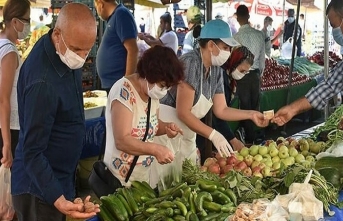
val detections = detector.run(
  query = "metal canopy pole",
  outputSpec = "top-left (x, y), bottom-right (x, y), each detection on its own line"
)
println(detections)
top-left (324, 0), bottom-right (329, 120)
top-left (281, 0), bottom-right (301, 136)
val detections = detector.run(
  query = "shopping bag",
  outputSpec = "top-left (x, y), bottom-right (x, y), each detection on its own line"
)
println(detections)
top-left (281, 37), bottom-right (297, 59)
top-left (88, 161), bottom-right (123, 198)
top-left (0, 165), bottom-right (15, 221)
top-left (274, 170), bottom-right (323, 221)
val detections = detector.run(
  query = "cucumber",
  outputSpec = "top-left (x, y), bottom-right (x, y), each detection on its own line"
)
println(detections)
top-left (131, 180), bottom-right (156, 198)
top-left (98, 204), bottom-right (115, 221)
top-left (122, 188), bottom-right (139, 213)
top-left (195, 192), bottom-right (212, 213)
top-left (203, 201), bottom-right (222, 212)
top-left (101, 195), bottom-right (127, 221)
top-left (117, 193), bottom-right (133, 217)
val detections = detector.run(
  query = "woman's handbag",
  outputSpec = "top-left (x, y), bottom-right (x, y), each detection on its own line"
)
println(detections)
top-left (88, 98), bottom-right (151, 198)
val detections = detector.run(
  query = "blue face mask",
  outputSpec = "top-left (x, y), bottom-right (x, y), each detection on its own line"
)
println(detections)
top-left (332, 20), bottom-right (343, 46)
top-left (287, 17), bottom-right (295, 23)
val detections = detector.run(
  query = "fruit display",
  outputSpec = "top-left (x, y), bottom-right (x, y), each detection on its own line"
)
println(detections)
top-left (201, 137), bottom-right (324, 179)
top-left (261, 59), bottom-right (312, 91)
top-left (98, 180), bottom-right (237, 221)
top-left (21, 26), bottom-right (50, 60)
top-left (308, 51), bottom-right (342, 67)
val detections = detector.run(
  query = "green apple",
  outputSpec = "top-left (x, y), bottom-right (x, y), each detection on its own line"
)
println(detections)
top-left (258, 146), bottom-right (268, 156)
top-left (263, 154), bottom-right (271, 160)
top-left (251, 161), bottom-right (260, 169)
top-left (285, 156), bottom-right (295, 166)
top-left (301, 150), bottom-right (309, 157)
top-left (262, 167), bottom-right (272, 177)
top-left (269, 146), bottom-right (279, 157)
top-left (289, 147), bottom-right (298, 157)
top-left (306, 155), bottom-right (315, 162)
top-left (244, 155), bottom-right (254, 167)
top-left (272, 161), bottom-right (281, 170)
top-left (253, 171), bottom-right (263, 178)
top-left (253, 154), bottom-right (263, 162)
top-left (278, 150), bottom-right (289, 159)
top-left (265, 160), bottom-right (273, 168)
top-left (236, 155), bottom-right (244, 161)
top-left (249, 145), bottom-right (259, 156)
top-left (279, 145), bottom-right (288, 153)
top-left (272, 156), bottom-right (280, 163)
top-left (239, 147), bottom-right (250, 157)
top-left (302, 160), bottom-right (312, 168)
top-left (299, 139), bottom-right (309, 151)
top-left (295, 154), bottom-right (305, 163)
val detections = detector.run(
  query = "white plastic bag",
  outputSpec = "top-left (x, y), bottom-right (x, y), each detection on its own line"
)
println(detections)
top-left (316, 140), bottom-right (343, 160)
top-left (274, 170), bottom-right (323, 221)
top-left (281, 37), bottom-right (297, 59)
top-left (0, 165), bottom-right (15, 221)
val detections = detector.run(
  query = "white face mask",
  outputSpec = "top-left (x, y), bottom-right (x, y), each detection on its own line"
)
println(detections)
top-left (231, 69), bottom-right (245, 80)
top-left (211, 43), bottom-right (231, 66)
top-left (147, 81), bottom-right (168, 99)
top-left (332, 20), bottom-right (343, 46)
top-left (56, 34), bottom-right (86, 69)
top-left (14, 19), bottom-right (30, 40)
top-left (267, 25), bottom-right (272, 32)
top-left (287, 17), bottom-right (295, 23)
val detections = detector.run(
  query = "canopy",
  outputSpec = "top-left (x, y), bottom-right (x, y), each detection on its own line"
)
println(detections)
top-left (230, 0), bottom-right (291, 17)
top-left (136, 0), bottom-right (167, 8)
top-left (0, 0), bottom-right (50, 7)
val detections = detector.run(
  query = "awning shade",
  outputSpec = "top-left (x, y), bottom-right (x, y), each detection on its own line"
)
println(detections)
top-left (135, 0), bottom-right (167, 8)
top-left (0, 0), bottom-right (50, 7)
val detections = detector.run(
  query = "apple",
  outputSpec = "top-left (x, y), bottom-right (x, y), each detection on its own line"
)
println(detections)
top-left (258, 146), bottom-right (268, 156)
top-left (310, 141), bottom-right (325, 154)
top-left (265, 160), bottom-right (273, 168)
top-left (208, 163), bottom-right (221, 174)
top-left (279, 145), bottom-right (288, 153)
top-left (253, 154), bottom-right (263, 162)
top-left (295, 154), bottom-right (305, 163)
top-left (222, 164), bottom-right (233, 174)
top-left (251, 161), bottom-right (260, 169)
top-left (299, 139), bottom-right (310, 151)
top-left (249, 145), bottom-right (259, 156)
top-left (272, 156), bottom-right (280, 163)
top-left (265, 140), bottom-right (275, 146)
top-left (227, 155), bottom-right (238, 165)
top-left (279, 150), bottom-right (289, 159)
top-left (289, 147), bottom-right (299, 157)
top-left (253, 171), bottom-right (263, 178)
top-left (284, 156), bottom-right (295, 166)
top-left (244, 155), bottom-right (254, 166)
top-left (269, 146), bottom-right (279, 157)
top-left (203, 158), bottom-right (217, 167)
top-left (272, 161), bottom-right (281, 170)
top-left (252, 166), bottom-right (261, 173)
top-left (290, 140), bottom-right (299, 149)
top-left (234, 161), bottom-right (247, 172)
top-left (237, 155), bottom-right (244, 161)
top-left (243, 167), bottom-right (252, 177)
top-left (302, 160), bottom-right (312, 168)
top-left (306, 156), bottom-right (315, 162)
top-left (259, 162), bottom-right (266, 169)
top-left (301, 150), bottom-right (309, 157)
top-left (262, 167), bottom-right (272, 177)
top-left (200, 166), bottom-right (208, 172)
top-left (240, 147), bottom-right (250, 157)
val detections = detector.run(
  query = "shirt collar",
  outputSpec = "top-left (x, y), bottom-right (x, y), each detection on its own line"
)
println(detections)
top-left (44, 29), bottom-right (71, 77)
top-left (108, 3), bottom-right (123, 21)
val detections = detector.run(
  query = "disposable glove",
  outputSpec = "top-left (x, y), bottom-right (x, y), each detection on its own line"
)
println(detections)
top-left (208, 129), bottom-right (234, 157)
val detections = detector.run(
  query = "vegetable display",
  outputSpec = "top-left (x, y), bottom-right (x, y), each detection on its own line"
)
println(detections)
top-left (308, 51), bottom-right (342, 67)
top-left (277, 57), bottom-right (324, 76)
top-left (261, 59), bottom-right (312, 91)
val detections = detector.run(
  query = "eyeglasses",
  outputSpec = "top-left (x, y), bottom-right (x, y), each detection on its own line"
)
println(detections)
top-left (18, 17), bottom-right (30, 23)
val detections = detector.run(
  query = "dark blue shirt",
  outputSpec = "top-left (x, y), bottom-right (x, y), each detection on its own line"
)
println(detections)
top-left (96, 4), bottom-right (137, 89)
top-left (11, 30), bottom-right (86, 205)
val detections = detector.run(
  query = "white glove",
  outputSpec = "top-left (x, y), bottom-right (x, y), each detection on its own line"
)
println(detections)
top-left (208, 129), bottom-right (234, 157)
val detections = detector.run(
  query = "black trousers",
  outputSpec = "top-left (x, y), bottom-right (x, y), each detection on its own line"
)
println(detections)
top-left (235, 70), bottom-right (261, 143)
top-left (12, 194), bottom-right (66, 221)
top-left (0, 129), bottom-right (19, 166)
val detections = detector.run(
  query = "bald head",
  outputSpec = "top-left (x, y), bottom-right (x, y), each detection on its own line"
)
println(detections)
top-left (56, 3), bottom-right (96, 34)
top-left (52, 3), bottom-right (97, 60)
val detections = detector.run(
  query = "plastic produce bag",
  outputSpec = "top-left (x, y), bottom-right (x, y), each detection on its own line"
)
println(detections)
top-left (274, 170), bottom-right (323, 221)
top-left (316, 140), bottom-right (343, 160)
top-left (0, 165), bottom-right (15, 221)
top-left (281, 37), bottom-right (297, 59)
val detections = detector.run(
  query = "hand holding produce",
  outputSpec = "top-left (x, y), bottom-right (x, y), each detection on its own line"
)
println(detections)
top-left (155, 145), bottom-right (175, 164)
top-left (209, 129), bottom-right (234, 157)
top-left (54, 195), bottom-right (99, 219)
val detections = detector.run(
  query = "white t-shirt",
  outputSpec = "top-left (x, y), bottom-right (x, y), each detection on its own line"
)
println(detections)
top-left (103, 77), bottom-right (160, 186)
top-left (160, 31), bottom-right (178, 54)
top-left (0, 39), bottom-right (21, 130)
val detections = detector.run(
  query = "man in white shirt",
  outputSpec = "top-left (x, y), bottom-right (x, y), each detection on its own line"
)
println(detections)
top-left (138, 12), bottom-right (178, 54)
top-left (262, 16), bottom-right (283, 58)
top-left (234, 5), bottom-right (265, 144)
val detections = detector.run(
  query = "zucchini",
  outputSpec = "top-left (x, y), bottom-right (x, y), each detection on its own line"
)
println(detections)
top-left (317, 167), bottom-right (342, 189)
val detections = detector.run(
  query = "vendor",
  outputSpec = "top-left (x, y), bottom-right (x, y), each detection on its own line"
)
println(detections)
top-left (151, 19), bottom-right (269, 186)
top-left (138, 12), bottom-right (178, 54)
top-left (212, 46), bottom-right (255, 151)
top-left (103, 46), bottom-right (184, 186)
